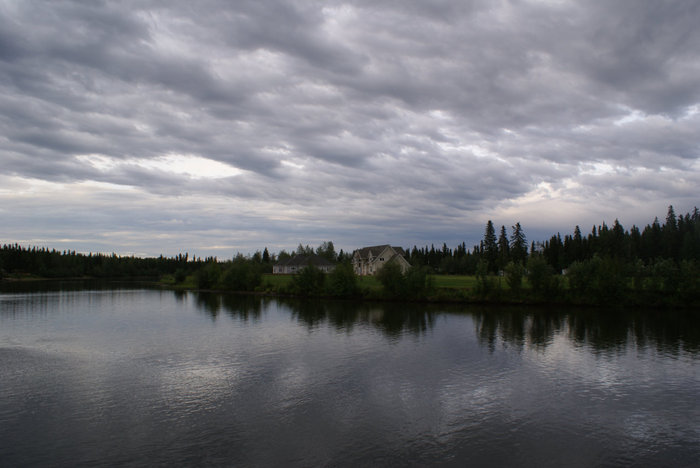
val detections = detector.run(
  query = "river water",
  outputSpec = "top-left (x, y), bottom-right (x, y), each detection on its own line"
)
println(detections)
top-left (1, 283), bottom-right (698, 467)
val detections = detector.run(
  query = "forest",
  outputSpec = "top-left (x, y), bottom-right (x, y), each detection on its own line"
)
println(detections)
top-left (2, 206), bottom-right (699, 307)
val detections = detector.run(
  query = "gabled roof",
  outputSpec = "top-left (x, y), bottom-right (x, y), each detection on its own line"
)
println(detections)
top-left (275, 254), bottom-right (335, 267)
top-left (353, 245), bottom-right (406, 260)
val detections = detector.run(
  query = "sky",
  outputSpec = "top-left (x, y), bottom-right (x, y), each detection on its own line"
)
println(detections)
top-left (2, 0), bottom-right (700, 258)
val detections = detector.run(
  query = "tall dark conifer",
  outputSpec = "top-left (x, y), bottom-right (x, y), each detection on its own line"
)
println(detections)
top-left (510, 222), bottom-right (528, 265)
top-left (497, 225), bottom-right (510, 270)
top-left (483, 220), bottom-right (498, 273)
top-left (663, 205), bottom-right (679, 259)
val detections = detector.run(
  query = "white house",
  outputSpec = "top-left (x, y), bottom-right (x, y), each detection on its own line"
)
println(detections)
top-left (352, 245), bottom-right (411, 276)
top-left (273, 254), bottom-right (336, 274)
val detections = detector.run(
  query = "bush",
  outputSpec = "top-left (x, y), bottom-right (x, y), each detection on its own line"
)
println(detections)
top-left (404, 266), bottom-right (434, 299)
top-left (292, 264), bottom-right (326, 296)
top-left (475, 259), bottom-right (496, 297)
top-left (648, 258), bottom-right (679, 295)
top-left (528, 255), bottom-right (550, 293)
top-left (221, 258), bottom-right (262, 291)
top-left (565, 260), bottom-right (589, 299)
top-left (376, 261), bottom-right (405, 298)
top-left (376, 262), bottom-right (433, 299)
top-left (196, 261), bottom-right (221, 289)
top-left (566, 256), bottom-right (626, 304)
top-left (628, 258), bottom-right (646, 293)
top-left (678, 260), bottom-right (700, 304)
top-left (326, 262), bottom-right (359, 297)
top-left (174, 268), bottom-right (187, 283)
top-left (504, 261), bottom-right (524, 295)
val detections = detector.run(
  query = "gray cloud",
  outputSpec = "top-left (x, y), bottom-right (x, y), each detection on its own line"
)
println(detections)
top-left (1, 0), bottom-right (699, 256)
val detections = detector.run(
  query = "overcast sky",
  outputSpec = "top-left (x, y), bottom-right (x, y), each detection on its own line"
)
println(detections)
top-left (2, 0), bottom-right (699, 258)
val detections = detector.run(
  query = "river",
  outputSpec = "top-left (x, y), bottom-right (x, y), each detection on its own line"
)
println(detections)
top-left (1, 282), bottom-right (698, 466)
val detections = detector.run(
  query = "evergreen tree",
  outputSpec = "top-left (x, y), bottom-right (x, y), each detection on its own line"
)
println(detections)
top-left (277, 249), bottom-right (292, 262)
top-left (296, 244), bottom-right (313, 255)
top-left (663, 205), bottom-right (679, 259)
top-left (483, 220), bottom-right (498, 273)
top-left (643, 217), bottom-right (662, 260)
top-left (316, 241), bottom-right (337, 262)
top-left (497, 225), bottom-right (510, 270)
top-left (629, 225), bottom-right (641, 260)
top-left (510, 222), bottom-right (528, 265)
top-left (611, 219), bottom-right (627, 260)
top-left (573, 225), bottom-right (583, 261)
top-left (337, 249), bottom-right (349, 263)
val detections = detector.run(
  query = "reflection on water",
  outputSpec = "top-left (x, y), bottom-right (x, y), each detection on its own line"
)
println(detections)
top-left (0, 279), bottom-right (158, 294)
top-left (192, 291), bottom-right (700, 355)
top-left (472, 306), bottom-right (700, 355)
top-left (192, 293), bottom-right (439, 338)
top-left (1, 286), bottom-right (699, 467)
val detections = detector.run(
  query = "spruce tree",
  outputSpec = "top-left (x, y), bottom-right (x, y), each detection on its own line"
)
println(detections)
top-left (497, 225), bottom-right (510, 270)
top-left (483, 220), bottom-right (498, 273)
top-left (510, 222), bottom-right (528, 265)
top-left (663, 205), bottom-right (679, 259)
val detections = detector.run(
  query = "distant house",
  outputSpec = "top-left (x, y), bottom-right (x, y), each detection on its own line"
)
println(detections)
top-left (273, 254), bottom-right (336, 274)
top-left (352, 245), bottom-right (411, 276)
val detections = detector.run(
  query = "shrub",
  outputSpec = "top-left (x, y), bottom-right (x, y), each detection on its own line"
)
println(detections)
top-left (649, 258), bottom-right (679, 295)
top-left (566, 256), bottom-right (627, 304)
top-left (678, 260), bottom-right (700, 304)
top-left (475, 259), bottom-right (496, 297)
top-left (527, 255), bottom-right (553, 295)
top-left (593, 256), bottom-right (627, 302)
top-left (292, 264), bottom-right (326, 296)
top-left (565, 260), bottom-right (589, 300)
top-left (221, 258), bottom-right (262, 291)
top-left (376, 261), bottom-right (405, 298)
top-left (326, 262), bottom-right (359, 297)
top-left (504, 261), bottom-right (524, 295)
top-left (174, 268), bottom-right (187, 284)
top-left (196, 261), bottom-right (221, 289)
top-left (404, 266), bottom-right (434, 299)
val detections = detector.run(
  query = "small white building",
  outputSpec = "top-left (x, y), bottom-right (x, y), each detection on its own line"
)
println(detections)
top-left (273, 254), bottom-right (336, 274)
top-left (352, 245), bottom-right (411, 276)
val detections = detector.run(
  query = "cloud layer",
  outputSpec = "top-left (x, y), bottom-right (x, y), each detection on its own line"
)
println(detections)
top-left (2, 0), bottom-right (699, 256)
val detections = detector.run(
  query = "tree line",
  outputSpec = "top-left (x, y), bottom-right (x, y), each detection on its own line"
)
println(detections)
top-left (464, 205), bottom-right (700, 306)
top-left (0, 246), bottom-right (199, 279)
top-left (0, 242), bottom-right (340, 280)
top-left (2, 206), bottom-right (699, 306)
top-left (405, 207), bottom-right (700, 275)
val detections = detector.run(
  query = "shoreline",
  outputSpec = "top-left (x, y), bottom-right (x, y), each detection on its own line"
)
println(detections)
top-left (2, 275), bottom-right (697, 310)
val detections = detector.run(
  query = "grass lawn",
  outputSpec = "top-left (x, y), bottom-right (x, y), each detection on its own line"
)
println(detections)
top-left (262, 273), bottom-right (383, 292)
top-left (262, 273), bottom-right (292, 289)
top-left (431, 275), bottom-right (479, 289)
top-left (263, 273), bottom-right (503, 292)
top-left (357, 275), bottom-right (382, 291)
top-left (261, 272), bottom-right (544, 295)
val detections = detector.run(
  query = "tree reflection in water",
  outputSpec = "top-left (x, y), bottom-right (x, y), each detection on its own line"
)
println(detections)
top-left (472, 306), bottom-right (700, 355)
top-left (287, 299), bottom-right (437, 338)
top-left (191, 292), bottom-right (699, 355)
top-left (194, 292), bottom-right (263, 322)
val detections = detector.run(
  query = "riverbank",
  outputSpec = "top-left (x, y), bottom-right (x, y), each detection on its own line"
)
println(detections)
top-left (3, 273), bottom-right (696, 309)
top-left (159, 273), bottom-right (700, 310)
